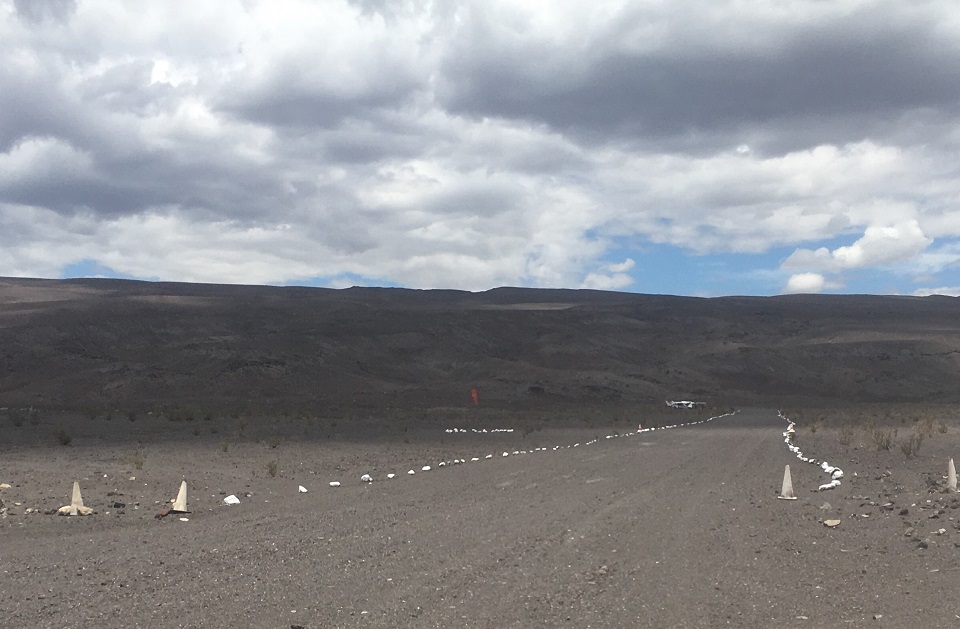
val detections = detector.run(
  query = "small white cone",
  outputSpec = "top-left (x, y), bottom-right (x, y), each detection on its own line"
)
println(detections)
top-left (67, 481), bottom-right (82, 516)
top-left (949, 458), bottom-right (957, 492)
top-left (778, 465), bottom-right (797, 500)
top-left (58, 481), bottom-right (93, 515)
top-left (72, 481), bottom-right (84, 510)
top-left (171, 480), bottom-right (188, 512)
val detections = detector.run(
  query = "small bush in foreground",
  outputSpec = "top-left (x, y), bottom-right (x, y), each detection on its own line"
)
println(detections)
top-left (871, 428), bottom-right (894, 451)
top-left (266, 460), bottom-right (277, 477)
top-left (837, 425), bottom-right (855, 447)
top-left (900, 432), bottom-right (923, 458)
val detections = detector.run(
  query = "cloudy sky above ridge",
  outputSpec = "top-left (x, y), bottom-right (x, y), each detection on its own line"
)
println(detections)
top-left (2, 0), bottom-right (960, 296)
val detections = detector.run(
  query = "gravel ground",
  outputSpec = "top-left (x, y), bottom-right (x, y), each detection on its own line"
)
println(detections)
top-left (4, 408), bottom-right (960, 628)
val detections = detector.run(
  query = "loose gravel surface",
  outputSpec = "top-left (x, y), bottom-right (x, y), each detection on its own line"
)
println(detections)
top-left (4, 408), bottom-right (960, 628)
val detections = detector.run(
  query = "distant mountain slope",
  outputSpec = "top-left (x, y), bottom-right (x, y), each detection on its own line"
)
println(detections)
top-left (1, 278), bottom-right (958, 412)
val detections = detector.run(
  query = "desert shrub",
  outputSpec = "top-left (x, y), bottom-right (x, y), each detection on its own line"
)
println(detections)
top-left (53, 425), bottom-right (72, 446)
top-left (809, 416), bottom-right (826, 433)
top-left (220, 441), bottom-right (230, 453)
top-left (127, 411), bottom-right (137, 422)
top-left (131, 449), bottom-right (145, 470)
top-left (900, 432), bottom-right (923, 458)
top-left (917, 416), bottom-right (936, 437)
top-left (938, 420), bottom-right (948, 434)
top-left (266, 460), bottom-right (277, 477)
top-left (268, 437), bottom-right (281, 449)
top-left (838, 425), bottom-right (855, 447)
top-left (871, 428), bottom-right (894, 451)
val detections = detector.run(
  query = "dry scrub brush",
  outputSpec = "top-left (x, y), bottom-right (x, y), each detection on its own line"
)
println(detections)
top-left (53, 425), bottom-right (72, 446)
top-left (837, 425), bottom-right (855, 447)
top-left (871, 427), bottom-right (895, 451)
top-left (900, 431), bottom-right (924, 458)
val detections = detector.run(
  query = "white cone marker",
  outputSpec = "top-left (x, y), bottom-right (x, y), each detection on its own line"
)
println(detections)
top-left (778, 465), bottom-right (797, 500)
top-left (172, 481), bottom-right (188, 512)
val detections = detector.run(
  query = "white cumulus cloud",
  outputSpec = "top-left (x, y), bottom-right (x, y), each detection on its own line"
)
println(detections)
top-left (783, 220), bottom-right (932, 272)
top-left (784, 273), bottom-right (827, 294)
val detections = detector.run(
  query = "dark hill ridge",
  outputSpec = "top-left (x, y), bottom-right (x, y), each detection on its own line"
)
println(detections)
top-left (1, 277), bottom-right (958, 413)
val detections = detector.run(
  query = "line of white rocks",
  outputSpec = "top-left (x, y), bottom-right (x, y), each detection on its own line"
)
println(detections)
top-left (779, 410), bottom-right (844, 491)
top-left (320, 410), bottom-right (740, 489)
top-left (445, 428), bottom-right (515, 433)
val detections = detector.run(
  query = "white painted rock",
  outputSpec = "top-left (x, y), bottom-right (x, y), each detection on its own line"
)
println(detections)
top-left (329, 481), bottom-right (341, 488)
top-left (223, 495), bottom-right (240, 505)
top-left (408, 470), bottom-right (415, 475)
top-left (421, 465), bottom-right (431, 472)
top-left (361, 474), bottom-right (373, 483)
top-left (298, 485), bottom-right (308, 493)
top-left (387, 473), bottom-right (396, 479)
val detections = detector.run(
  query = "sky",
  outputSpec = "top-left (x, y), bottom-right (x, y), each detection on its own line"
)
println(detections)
top-left (2, 0), bottom-right (960, 296)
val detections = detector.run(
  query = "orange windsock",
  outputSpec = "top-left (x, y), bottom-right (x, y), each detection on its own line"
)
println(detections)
top-left (471, 388), bottom-right (479, 407)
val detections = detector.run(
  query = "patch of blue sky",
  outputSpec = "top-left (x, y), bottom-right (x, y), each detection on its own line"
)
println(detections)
top-left (597, 241), bottom-right (798, 296)
top-left (60, 259), bottom-right (144, 281)
top-left (285, 273), bottom-right (402, 289)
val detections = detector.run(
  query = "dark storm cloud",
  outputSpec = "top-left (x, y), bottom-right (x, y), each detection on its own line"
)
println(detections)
top-left (437, 6), bottom-right (960, 153)
top-left (13, 0), bottom-right (76, 24)
top-left (0, 64), bottom-right (73, 152)
top-left (216, 53), bottom-right (425, 129)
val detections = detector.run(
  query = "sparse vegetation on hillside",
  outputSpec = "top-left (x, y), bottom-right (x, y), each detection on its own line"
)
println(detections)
top-left (53, 425), bottom-right (72, 446)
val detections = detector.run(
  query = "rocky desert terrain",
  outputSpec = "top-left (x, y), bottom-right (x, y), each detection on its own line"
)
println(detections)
top-left (2, 278), bottom-right (960, 628)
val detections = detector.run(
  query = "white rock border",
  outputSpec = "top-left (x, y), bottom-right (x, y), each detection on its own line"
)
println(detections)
top-left (327, 410), bottom-right (739, 487)
top-left (779, 410), bottom-right (844, 491)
